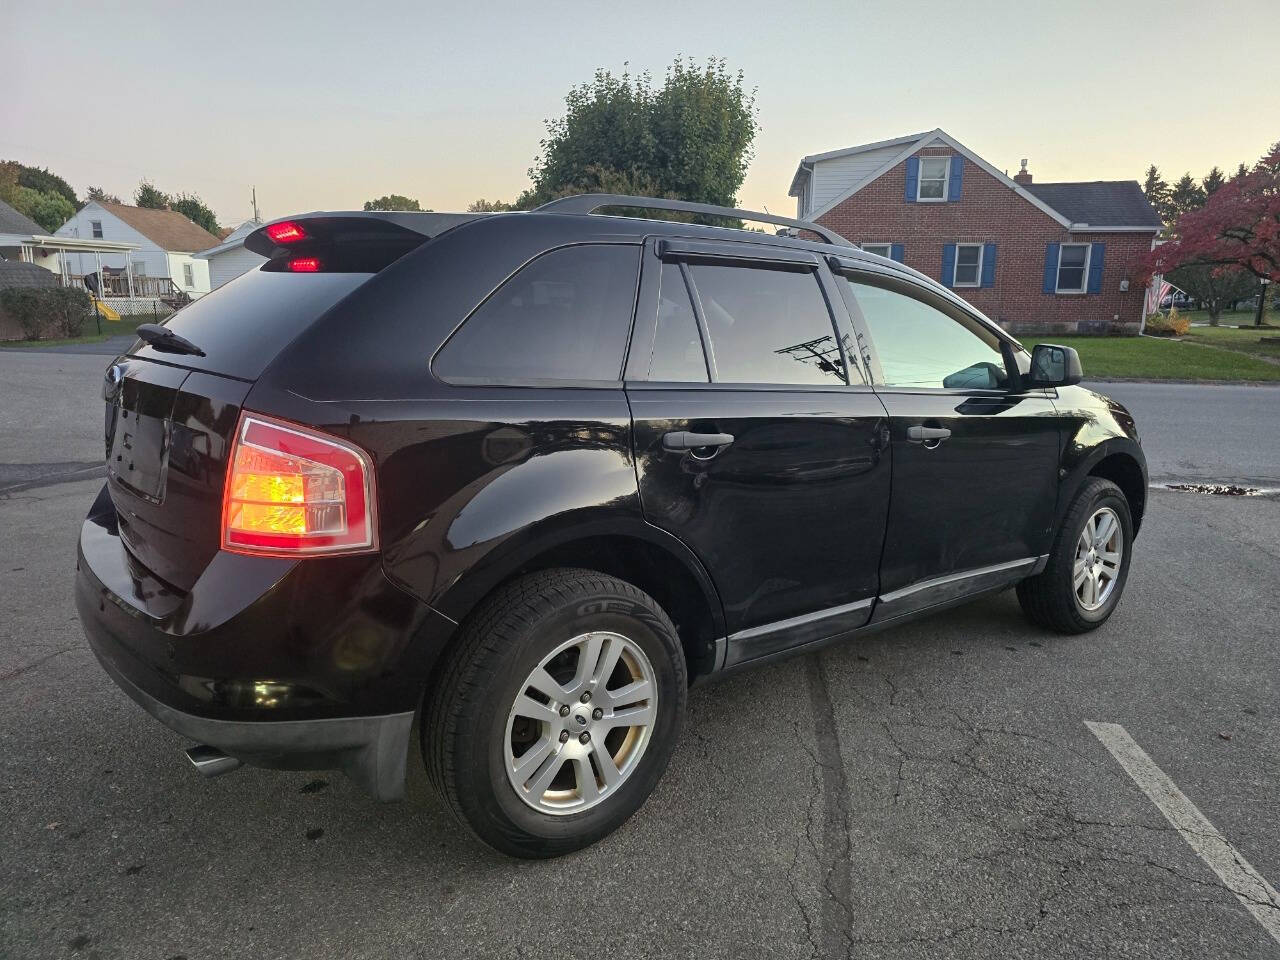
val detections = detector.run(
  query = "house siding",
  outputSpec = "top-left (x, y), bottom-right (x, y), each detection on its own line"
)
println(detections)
top-left (205, 245), bottom-right (267, 289)
top-left (814, 146), bottom-right (1156, 334)
top-left (803, 144), bottom-right (905, 218)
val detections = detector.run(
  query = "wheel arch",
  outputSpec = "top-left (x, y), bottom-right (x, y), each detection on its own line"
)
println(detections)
top-left (429, 518), bottom-right (727, 684)
top-left (1058, 439), bottom-right (1148, 536)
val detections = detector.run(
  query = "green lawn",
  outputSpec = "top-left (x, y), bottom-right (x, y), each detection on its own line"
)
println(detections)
top-left (1022, 334), bottom-right (1280, 382)
top-left (1176, 312), bottom-right (1280, 362)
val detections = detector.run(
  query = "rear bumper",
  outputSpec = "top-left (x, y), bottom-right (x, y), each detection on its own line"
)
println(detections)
top-left (76, 483), bottom-right (455, 799)
top-left (91, 641), bottom-right (413, 799)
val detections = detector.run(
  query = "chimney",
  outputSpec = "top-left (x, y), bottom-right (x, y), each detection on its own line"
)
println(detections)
top-left (1013, 158), bottom-right (1033, 185)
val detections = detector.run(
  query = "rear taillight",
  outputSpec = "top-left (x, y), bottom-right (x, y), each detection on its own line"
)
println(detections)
top-left (287, 256), bottom-right (321, 272)
top-left (221, 413), bottom-right (377, 556)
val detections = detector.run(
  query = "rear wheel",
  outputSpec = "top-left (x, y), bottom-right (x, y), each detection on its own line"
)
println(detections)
top-left (1017, 477), bottom-right (1133, 633)
top-left (424, 568), bottom-right (686, 858)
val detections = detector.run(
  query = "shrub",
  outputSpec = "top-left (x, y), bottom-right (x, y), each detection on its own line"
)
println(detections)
top-left (1145, 308), bottom-right (1190, 337)
top-left (0, 286), bottom-right (91, 340)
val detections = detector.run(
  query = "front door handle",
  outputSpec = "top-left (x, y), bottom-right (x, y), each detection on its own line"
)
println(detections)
top-left (662, 431), bottom-right (735, 453)
top-left (906, 425), bottom-right (952, 445)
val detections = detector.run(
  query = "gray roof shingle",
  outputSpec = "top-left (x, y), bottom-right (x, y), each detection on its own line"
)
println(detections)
top-left (0, 261), bottom-right (58, 290)
top-left (0, 198), bottom-right (46, 236)
top-left (1024, 181), bottom-right (1162, 229)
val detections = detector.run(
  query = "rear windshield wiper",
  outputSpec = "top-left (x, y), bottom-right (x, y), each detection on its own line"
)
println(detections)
top-left (135, 323), bottom-right (205, 357)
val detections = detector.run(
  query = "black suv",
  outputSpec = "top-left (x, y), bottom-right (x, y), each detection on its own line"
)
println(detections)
top-left (77, 195), bottom-right (1146, 857)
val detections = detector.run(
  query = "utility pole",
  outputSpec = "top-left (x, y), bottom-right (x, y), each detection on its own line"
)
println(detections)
top-left (251, 186), bottom-right (261, 224)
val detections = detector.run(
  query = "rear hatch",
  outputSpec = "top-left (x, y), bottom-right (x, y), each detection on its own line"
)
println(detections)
top-left (102, 213), bottom-right (469, 591)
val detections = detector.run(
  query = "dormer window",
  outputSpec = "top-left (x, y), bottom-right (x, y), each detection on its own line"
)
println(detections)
top-left (917, 158), bottom-right (950, 202)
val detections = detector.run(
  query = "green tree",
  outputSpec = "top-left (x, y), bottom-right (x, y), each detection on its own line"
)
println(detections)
top-left (1142, 164), bottom-right (1172, 223)
top-left (1165, 263), bottom-right (1259, 325)
top-left (466, 198), bottom-right (516, 212)
top-left (85, 186), bottom-right (122, 204)
top-left (135, 179), bottom-right (170, 209)
top-left (1169, 172), bottom-right (1205, 216)
top-left (11, 164), bottom-right (78, 207)
top-left (4, 184), bottom-right (75, 232)
top-left (363, 194), bottom-right (425, 211)
top-left (170, 192), bottom-right (220, 235)
top-left (526, 57), bottom-right (758, 208)
top-left (1202, 166), bottom-right (1226, 197)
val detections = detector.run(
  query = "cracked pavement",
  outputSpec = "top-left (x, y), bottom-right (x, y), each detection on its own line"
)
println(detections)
top-left (2, 351), bottom-right (1279, 959)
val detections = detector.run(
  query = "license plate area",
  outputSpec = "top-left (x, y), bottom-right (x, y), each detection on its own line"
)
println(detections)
top-left (104, 361), bottom-right (188, 504)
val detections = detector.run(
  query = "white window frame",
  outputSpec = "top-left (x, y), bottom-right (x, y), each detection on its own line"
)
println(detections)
top-left (1056, 243), bottom-right (1091, 294)
top-left (90, 220), bottom-right (103, 239)
top-left (182, 262), bottom-right (194, 287)
top-left (860, 242), bottom-right (894, 259)
top-left (953, 243), bottom-right (984, 288)
top-left (916, 156), bottom-right (950, 202)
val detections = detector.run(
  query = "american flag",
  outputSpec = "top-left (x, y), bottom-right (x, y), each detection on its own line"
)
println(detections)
top-left (1144, 275), bottom-right (1171, 317)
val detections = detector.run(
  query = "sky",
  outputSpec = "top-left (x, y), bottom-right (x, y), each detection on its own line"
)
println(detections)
top-left (2, 0), bottom-right (1277, 228)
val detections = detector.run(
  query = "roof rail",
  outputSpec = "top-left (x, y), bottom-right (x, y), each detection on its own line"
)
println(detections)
top-left (534, 193), bottom-right (853, 248)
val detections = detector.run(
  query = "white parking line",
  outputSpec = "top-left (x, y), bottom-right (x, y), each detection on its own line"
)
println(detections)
top-left (1086, 721), bottom-right (1280, 944)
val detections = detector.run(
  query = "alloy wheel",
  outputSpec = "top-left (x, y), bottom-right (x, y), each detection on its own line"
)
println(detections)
top-left (1074, 506), bottom-right (1123, 611)
top-left (504, 631), bottom-right (657, 815)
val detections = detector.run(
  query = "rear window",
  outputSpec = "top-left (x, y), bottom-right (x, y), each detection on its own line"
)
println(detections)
top-left (129, 269), bottom-right (371, 380)
top-left (686, 262), bottom-right (846, 386)
top-left (434, 244), bottom-right (639, 384)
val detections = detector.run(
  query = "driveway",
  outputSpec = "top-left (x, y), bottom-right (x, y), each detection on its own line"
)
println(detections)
top-left (2, 351), bottom-right (1279, 959)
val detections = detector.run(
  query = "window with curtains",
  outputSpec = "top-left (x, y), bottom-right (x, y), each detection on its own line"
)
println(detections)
top-left (861, 243), bottom-right (893, 259)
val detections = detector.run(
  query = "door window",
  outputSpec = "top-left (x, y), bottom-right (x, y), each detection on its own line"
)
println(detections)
top-left (686, 262), bottom-right (845, 385)
top-left (648, 263), bottom-right (709, 382)
top-left (435, 244), bottom-right (639, 382)
top-left (840, 276), bottom-right (1008, 389)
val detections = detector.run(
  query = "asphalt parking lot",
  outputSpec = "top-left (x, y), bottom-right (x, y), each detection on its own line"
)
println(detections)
top-left (2, 349), bottom-right (1279, 959)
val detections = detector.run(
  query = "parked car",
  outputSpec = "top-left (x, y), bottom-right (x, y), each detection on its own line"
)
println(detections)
top-left (76, 196), bottom-right (1147, 857)
top-left (1159, 292), bottom-right (1195, 309)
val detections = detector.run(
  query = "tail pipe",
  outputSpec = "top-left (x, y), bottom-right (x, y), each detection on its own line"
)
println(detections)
top-left (184, 744), bottom-right (242, 778)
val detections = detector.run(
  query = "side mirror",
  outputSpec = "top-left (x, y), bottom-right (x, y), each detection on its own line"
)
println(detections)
top-left (1028, 343), bottom-right (1083, 387)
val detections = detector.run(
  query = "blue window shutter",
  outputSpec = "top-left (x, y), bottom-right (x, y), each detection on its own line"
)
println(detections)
top-left (981, 243), bottom-right (997, 287)
top-left (1087, 242), bottom-right (1106, 293)
top-left (904, 157), bottom-right (919, 203)
top-left (948, 156), bottom-right (964, 201)
top-left (890, 243), bottom-right (905, 263)
top-left (1043, 243), bottom-right (1060, 293)
top-left (941, 244), bottom-right (957, 287)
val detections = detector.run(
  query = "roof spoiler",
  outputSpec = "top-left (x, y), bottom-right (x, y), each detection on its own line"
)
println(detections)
top-left (244, 211), bottom-right (479, 258)
top-left (534, 194), bottom-right (853, 248)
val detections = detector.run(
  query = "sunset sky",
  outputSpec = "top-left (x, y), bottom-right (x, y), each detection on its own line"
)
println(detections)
top-left (3, 0), bottom-right (1277, 228)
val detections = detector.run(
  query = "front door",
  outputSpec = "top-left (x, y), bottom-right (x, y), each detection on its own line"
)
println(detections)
top-left (831, 267), bottom-right (1061, 622)
top-left (626, 239), bottom-right (891, 666)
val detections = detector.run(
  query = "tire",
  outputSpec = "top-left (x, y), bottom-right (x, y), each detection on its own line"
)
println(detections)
top-left (423, 568), bottom-right (687, 858)
top-left (1017, 477), bottom-right (1134, 634)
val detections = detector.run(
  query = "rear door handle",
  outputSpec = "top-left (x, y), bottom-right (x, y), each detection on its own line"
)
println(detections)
top-left (662, 431), bottom-right (735, 452)
top-left (906, 425), bottom-right (952, 444)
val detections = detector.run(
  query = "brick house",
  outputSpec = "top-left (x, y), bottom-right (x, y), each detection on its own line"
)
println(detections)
top-left (788, 129), bottom-right (1163, 334)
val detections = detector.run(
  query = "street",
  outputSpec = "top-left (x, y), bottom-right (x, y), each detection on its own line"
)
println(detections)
top-left (2, 349), bottom-right (1279, 959)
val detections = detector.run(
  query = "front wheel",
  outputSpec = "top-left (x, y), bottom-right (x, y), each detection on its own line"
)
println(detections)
top-left (423, 568), bottom-right (686, 858)
top-left (1017, 477), bottom-right (1134, 633)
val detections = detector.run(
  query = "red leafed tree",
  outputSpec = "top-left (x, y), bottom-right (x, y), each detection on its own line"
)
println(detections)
top-left (1138, 141), bottom-right (1280, 286)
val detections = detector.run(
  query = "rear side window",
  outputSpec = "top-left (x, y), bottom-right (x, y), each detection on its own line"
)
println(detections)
top-left (648, 263), bottom-right (708, 382)
top-left (435, 244), bottom-right (639, 383)
top-left (686, 262), bottom-right (845, 385)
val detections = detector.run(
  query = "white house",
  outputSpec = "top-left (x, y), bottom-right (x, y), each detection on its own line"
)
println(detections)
top-left (52, 200), bottom-right (220, 299)
top-left (194, 219), bottom-right (265, 289)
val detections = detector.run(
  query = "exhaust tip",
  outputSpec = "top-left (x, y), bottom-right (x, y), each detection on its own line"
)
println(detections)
top-left (184, 744), bottom-right (243, 778)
